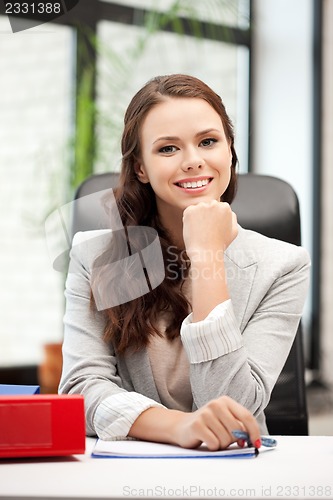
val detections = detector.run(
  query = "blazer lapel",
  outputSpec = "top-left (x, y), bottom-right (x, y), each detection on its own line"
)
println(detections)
top-left (123, 348), bottom-right (162, 403)
top-left (224, 227), bottom-right (258, 330)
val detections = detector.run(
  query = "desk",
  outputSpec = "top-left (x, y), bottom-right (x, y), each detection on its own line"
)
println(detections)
top-left (0, 436), bottom-right (332, 500)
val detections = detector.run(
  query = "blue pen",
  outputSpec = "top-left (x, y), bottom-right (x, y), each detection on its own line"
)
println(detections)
top-left (232, 430), bottom-right (277, 448)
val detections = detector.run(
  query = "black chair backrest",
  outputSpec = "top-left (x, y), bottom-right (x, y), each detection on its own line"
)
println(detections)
top-left (73, 172), bottom-right (308, 435)
top-left (72, 172), bottom-right (120, 237)
top-left (232, 174), bottom-right (308, 435)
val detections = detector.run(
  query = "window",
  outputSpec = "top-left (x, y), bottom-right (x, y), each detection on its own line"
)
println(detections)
top-left (0, 18), bottom-right (74, 365)
top-left (96, 20), bottom-right (250, 173)
top-left (0, 0), bottom-right (250, 367)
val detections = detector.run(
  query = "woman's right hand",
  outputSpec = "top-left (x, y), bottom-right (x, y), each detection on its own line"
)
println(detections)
top-left (172, 395), bottom-right (261, 450)
top-left (182, 200), bottom-right (238, 263)
top-left (129, 395), bottom-right (261, 451)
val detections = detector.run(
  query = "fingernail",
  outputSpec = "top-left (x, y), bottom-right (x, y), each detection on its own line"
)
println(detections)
top-left (254, 439), bottom-right (261, 448)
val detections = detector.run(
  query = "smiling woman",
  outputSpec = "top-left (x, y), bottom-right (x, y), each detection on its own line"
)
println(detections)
top-left (59, 74), bottom-right (310, 452)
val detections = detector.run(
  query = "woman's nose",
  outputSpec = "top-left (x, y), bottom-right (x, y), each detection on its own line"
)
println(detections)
top-left (181, 148), bottom-right (203, 171)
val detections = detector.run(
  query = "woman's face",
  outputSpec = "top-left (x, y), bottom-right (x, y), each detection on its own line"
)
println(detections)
top-left (136, 97), bottom-right (232, 223)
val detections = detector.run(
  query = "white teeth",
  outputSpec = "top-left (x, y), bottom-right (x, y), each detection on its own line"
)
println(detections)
top-left (178, 178), bottom-right (210, 189)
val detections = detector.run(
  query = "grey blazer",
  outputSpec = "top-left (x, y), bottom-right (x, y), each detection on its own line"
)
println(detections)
top-left (59, 226), bottom-right (310, 437)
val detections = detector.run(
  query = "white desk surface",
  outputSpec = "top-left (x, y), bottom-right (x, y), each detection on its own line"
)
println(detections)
top-left (0, 436), bottom-right (332, 500)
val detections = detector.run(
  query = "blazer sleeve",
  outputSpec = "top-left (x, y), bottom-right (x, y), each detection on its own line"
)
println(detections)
top-left (180, 239), bottom-right (311, 421)
top-left (58, 231), bottom-right (164, 439)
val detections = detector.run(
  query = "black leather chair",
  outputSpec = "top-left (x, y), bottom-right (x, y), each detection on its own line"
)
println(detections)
top-left (72, 172), bottom-right (308, 435)
top-left (232, 174), bottom-right (308, 435)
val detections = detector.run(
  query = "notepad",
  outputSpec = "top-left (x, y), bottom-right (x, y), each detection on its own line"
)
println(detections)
top-left (92, 439), bottom-right (263, 459)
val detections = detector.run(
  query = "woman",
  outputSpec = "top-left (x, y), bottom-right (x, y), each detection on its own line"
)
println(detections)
top-left (59, 74), bottom-right (310, 451)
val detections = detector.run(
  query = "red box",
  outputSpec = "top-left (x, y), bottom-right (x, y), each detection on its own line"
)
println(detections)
top-left (0, 394), bottom-right (86, 458)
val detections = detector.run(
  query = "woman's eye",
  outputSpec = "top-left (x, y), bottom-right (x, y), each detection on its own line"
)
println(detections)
top-left (159, 145), bottom-right (177, 154)
top-left (201, 138), bottom-right (217, 147)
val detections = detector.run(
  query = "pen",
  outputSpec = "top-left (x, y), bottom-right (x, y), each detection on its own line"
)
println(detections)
top-left (232, 430), bottom-right (277, 448)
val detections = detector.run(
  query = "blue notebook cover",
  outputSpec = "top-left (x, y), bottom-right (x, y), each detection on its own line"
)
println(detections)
top-left (0, 384), bottom-right (40, 395)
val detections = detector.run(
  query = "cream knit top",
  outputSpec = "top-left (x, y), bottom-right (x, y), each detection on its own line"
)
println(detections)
top-left (148, 321), bottom-right (193, 413)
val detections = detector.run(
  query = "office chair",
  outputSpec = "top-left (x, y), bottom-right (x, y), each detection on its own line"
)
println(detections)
top-left (232, 174), bottom-right (308, 435)
top-left (72, 172), bottom-right (308, 435)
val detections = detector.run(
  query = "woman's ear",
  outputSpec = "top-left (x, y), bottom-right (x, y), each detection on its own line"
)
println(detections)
top-left (134, 162), bottom-right (150, 184)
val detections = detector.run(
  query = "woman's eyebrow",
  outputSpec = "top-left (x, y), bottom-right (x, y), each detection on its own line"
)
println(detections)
top-left (195, 128), bottom-right (221, 137)
top-left (152, 128), bottom-right (221, 145)
top-left (153, 135), bottom-right (179, 144)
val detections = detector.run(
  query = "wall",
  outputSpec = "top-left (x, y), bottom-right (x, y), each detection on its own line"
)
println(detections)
top-left (321, 0), bottom-right (333, 386)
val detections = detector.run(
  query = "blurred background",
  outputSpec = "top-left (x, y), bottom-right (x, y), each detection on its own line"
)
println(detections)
top-left (0, 0), bottom-right (332, 434)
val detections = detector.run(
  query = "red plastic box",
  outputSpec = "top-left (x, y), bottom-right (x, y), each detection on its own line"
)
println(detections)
top-left (0, 394), bottom-right (86, 458)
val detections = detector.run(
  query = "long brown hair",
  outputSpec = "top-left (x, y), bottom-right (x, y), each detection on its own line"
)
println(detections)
top-left (92, 74), bottom-right (238, 353)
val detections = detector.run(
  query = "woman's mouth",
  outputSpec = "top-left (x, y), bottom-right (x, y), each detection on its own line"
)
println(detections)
top-left (175, 178), bottom-right (213, 190)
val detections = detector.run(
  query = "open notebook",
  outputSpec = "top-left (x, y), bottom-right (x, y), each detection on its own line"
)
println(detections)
top-left (91, 439), bottom-right (271, 459)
